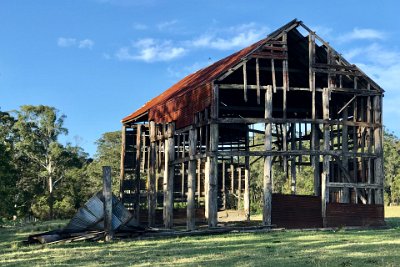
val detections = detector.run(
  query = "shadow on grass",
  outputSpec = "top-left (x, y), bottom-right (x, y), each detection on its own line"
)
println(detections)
top-left (1, 218), bottom-right (400, 266)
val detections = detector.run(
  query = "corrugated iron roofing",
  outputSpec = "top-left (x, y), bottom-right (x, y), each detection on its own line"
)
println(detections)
top-left (122, 19), bottom-right (299, 125)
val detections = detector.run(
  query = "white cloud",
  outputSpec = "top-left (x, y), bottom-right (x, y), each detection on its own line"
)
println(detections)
top-left (78, 39), bottom-right (94, 49)
top-left (189, 23), bottom-right (269, 50)
top-left (344, 43), bottom-right (400, 66)
top-left (115, 38), bottom-right (186, 62)
top-left (57, 37), bottom-right (94, 49)
top-left (157, 20), bottom-right (178, 31)
top-left (345, 43), bottom-right (400, 132)
top-left (57, 37), bottom-right (77, 47)
top-left (338, 28), bottom-right (386, 43)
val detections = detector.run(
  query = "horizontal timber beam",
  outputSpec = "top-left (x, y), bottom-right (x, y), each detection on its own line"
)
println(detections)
top-left (327, 182), bottom-right (383, 189)
top-left (217, 84), bottom-right (381, 95)
top-left (216, 118), bottom-right (381, 128)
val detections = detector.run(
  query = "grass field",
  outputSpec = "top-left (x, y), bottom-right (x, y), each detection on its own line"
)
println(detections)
top-left (1, 207), bottom-right (400, 267)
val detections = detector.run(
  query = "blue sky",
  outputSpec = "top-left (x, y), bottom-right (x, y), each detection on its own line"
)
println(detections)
top-left (1, 0), bottom-right (400, 156)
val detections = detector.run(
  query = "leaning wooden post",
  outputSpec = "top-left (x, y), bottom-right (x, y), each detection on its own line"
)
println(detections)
top-left (148, 121), bottom-right (157, 227)
top-left (207, 83), bottom-right (219, 227)
top-left (373, 95), bottom-right (384, 204)
top-left (263, 85), bottom-right (273, 226)
top-left (163, 122), bottom-right (175, 228)
top-left (322, 88), bottom-right (330, 227)
top-left (187, 126), bottom-right (198, 230)
top-left (103, 166), bottom-right (113, 242)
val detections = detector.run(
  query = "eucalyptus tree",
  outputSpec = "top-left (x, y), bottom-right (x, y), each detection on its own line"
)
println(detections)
top-left (13, 105), bottom-right (68, 218)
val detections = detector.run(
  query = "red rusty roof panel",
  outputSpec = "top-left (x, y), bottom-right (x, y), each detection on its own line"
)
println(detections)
top-left (122, 19), bottom-right (300, 126)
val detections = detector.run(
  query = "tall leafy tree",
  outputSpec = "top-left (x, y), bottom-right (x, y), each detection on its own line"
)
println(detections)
top-left (13, 105), bottom-right (68, 218)
top-left (0, 110), bottom-right (18, 219)
top-left (383, 129), bottom-right (400, 205)
top-left (86, 131), bottom-right (121, 195)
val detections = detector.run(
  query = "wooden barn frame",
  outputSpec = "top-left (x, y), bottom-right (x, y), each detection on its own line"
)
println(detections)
top-left (120, 19), bottom-right (385, 230)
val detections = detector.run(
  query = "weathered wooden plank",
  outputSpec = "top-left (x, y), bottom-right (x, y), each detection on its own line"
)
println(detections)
top-left (187, 126), bottom-right (197, 230)
top-left (244, 128), bottom-right (250, 221)
top-left (328, 182), bottom-right (382, 189)
top-left (230, 164), bottom-right (234, 196)
top-left (322, 88), bottom-right (330, 227)
top-left (217, 117), bottom-right (380, 128)
top-left (148, 121), bottom-right (157, 227)
top-left (197, 159), bottom-right (201, 202)
top-left (314, 68), bottom-right (362, 76)
top-left (222, 161), bottom-right (226, 210)
top-left (313, 63), bottom-right (358, 71)
top-left (263, 85), bottom-right (273, 226)
top-left (204, 158), bottom-right (209, 219)
top-left (256, 58), bottom-right (260, 104)
top-left (271, 59), bottom-right (276, 93)
top-left (218, 84), bottom-right (381, 95)
top-left (163, 122), bottom-right (175, 228)
top-left (102, 166), bottom-right (113, 241)
top-left (374, 96), bottom-right (384, 204)
top-left (238, 167), bottom-right (242, 209)
top-left (207, 84), bottom-right (219, 227)
top-left (290, 123), bottom-right (296, 194)
top-left (311, 55), bottom-right (319, 196)
top-left (216, 150), bottom-right (377, 158)
top-left (119, 125), bottom-right (126, 198)
top-left (309, 32), bottom-right (315, 92)
top-left (243, 62), bottom-right (248, 102)
top-left (341, 108), bottom-right (350, 203)
top-left (181, 134), bottom-right (186, 203)
top-left (134, 124), bottom-right (142, 224)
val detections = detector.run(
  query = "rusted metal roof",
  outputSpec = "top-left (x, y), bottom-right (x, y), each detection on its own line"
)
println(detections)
top-left (122, 19), bottom-right (300, 126)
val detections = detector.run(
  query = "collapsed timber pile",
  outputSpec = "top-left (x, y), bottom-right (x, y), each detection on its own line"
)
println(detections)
top-left (26, 171), bottom-right (275, 245)
top-left (26, 191), bottom-right (146, 244)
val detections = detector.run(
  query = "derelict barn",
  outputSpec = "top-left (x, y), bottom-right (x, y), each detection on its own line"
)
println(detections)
top-left (119, 19), bottom-right (385, 230)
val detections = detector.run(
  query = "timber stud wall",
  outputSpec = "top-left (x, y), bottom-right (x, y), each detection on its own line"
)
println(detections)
top-left (120, 19), bottom-right (385, 229)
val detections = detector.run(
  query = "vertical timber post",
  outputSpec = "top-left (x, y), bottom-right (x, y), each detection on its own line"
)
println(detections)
top-left (282, 32), bottom-right (288, 177)
top-left (322, 88), bottom-right (330, 227)
top-left (341, 108), bottom-right (350, 203)
top-left (148, 121), bottom-right (157, 227)
top-left (309, 32), bottom-right (320, 196)
top-left (374, 95), bottom-right (384, 204)
top-left (103, 166), bottom-right (113, 242)
top-left (290, 124), bottom-right (296, 194)
top-left (163, 122), bottom-right (175, 228)
top-left (263, 85), bottom-right (273, 226)
top-left (204, 157), bottom-right (209, 219)
top-left (238, 167), bottom-right (242, 209)
top-left (222, 161), bottom-right (226, 210)
top-left (187, 125), bottom-right (197, 230)
top-left (207, 83), bottom-right (219, 227)
top-left (244, 127), bottom-right (250, 221)
top-left (120, 125), bottom-right (126, 198)
top-left (134, 124), bottom-right (142, 224)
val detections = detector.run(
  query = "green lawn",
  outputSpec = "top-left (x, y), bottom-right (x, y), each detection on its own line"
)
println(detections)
top-left (1, 208), bottom-right (400, 267)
